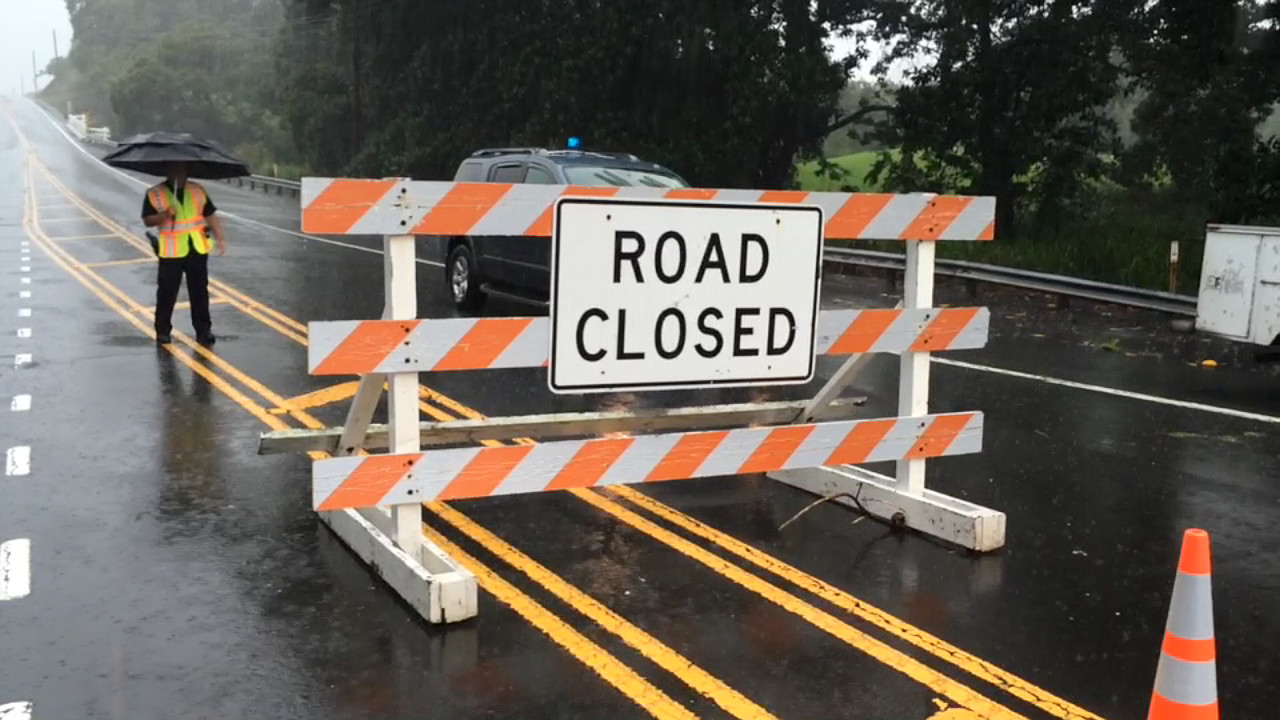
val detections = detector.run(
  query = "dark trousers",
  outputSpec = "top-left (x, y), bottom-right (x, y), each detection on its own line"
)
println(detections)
top-left (155, 252), bottom-right (211, 337)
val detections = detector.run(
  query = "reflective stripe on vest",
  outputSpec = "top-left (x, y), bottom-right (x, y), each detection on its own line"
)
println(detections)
top-left (149, 182), bottom-right (211, 258)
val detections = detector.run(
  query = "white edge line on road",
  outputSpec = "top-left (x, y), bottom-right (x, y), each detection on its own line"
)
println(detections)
top-left (35, 103), bottom-right (446, 269)
top-left (0, 700), bottom-right (34, 720)
top-left (0, 539), bottom-right (31, 601)
top-left (13, 354), bottom-right (32, 369)
top-left (934, 357), bottom-right (1280, 424)
top-left (5, 446), bottom-right (31, 476)
top-left (28, 100), bottom-right (1272, 424)
top-left (10, 395), bottom-right (31, 412)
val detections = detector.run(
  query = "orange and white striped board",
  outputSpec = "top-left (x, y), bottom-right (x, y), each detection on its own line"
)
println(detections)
top-left (306, 306), bottom-right (989, 376)
top-left (300, 178), bottom-right (996, 241)
top-left (312, 411), bottom-right (984, 509)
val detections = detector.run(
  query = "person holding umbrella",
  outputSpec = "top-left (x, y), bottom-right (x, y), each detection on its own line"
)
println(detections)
top-left (103, 132), bottom-right (249, 346)
top-left (142, 161), bottom-right (226, 344)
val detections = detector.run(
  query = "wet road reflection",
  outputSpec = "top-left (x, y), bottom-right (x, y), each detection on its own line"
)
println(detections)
top-left (4, 95), bottom-right (1279, 719)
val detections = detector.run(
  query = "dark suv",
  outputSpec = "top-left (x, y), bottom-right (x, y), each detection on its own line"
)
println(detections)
top-left (442, 147), bottom-right (688, 310)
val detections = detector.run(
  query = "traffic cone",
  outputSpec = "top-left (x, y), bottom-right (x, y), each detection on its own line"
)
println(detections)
top-left (1148, 528), bottom-right (1218, 720)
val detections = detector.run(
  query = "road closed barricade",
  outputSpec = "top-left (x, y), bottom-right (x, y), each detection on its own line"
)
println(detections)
top-left (260, 178), bottom-right (1004, 624)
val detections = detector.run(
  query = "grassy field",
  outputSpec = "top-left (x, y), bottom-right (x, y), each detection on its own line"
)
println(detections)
top-left (795, 151), bottom-right (885, 192)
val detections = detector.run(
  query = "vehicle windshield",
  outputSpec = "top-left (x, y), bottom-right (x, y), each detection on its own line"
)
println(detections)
top-left (563, 166), bottom-right (688, 188)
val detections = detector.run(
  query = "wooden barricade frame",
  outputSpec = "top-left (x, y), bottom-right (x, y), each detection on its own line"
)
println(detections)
top-left (259, 178), bottom-right (1007, 625)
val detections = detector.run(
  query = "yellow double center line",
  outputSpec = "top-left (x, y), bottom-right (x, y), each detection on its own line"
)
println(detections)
top-left (10, 105), bottom-right (1105, 720)
top-left (13, 149), bottom-right (765, 720)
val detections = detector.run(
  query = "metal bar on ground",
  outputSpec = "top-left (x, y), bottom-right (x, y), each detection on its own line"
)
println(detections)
top-left (258, 397), bottom-right (869, 455)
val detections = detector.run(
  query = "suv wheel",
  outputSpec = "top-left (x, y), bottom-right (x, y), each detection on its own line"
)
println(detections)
top-left (446, 244), bottom-right (486, 311)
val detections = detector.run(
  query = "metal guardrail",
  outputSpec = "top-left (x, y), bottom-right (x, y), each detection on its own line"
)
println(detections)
top-left (824, 247), bottom-right (1198, 317)
top-left (227, 174), bottom-right (301, 197)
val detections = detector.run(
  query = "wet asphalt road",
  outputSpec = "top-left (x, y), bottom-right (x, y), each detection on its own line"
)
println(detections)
top-left (1, 95), bottom-right (1278, 720)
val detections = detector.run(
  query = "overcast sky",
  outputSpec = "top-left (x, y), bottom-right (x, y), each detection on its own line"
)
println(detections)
top-left (0, 0), bottom-right (72, 96)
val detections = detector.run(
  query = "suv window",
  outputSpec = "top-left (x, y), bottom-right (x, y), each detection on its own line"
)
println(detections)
top-left (490, 164), bottom-right (526, 183)
top-left (562, 165), bottom-right (686, 188)
top-left (526, 165), bottom-right (557, 184)
top-left (455, 161), bottom-right (484, 181)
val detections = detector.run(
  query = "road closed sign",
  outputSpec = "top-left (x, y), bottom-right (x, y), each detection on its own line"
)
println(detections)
top-left (550, 197), bottom-right (824, 393)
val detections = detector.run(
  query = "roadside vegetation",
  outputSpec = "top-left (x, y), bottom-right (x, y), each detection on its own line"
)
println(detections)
top-left (40, 0), bottom-right (1280, 292)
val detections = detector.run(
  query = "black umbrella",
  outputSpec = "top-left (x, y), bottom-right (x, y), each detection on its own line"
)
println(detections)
top-left (103, 131), bottom-right (251, 179)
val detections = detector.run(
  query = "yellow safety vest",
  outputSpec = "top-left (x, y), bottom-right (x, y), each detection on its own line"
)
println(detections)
top-left (148, 181), bottom-right (212, 259)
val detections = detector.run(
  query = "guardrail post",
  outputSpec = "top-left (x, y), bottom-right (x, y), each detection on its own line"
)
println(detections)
top-left (897, 239), bottom-right (935, 495)
top-left (384, 233), bottom-right (422, 559)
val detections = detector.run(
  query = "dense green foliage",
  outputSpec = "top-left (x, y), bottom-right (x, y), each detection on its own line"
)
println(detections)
top-left (52, 0), bottom-right (292, 168)
top-left (273, 0), bottom-right (868, 188)
top-left (41, 0), bottom-right (1280, 289)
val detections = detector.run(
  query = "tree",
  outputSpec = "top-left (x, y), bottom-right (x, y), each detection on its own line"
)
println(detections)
top-left (1123, 0), bottom-right (1280, 223)
top-left (56, 0), bottom-right (290, 165)
top-left (277, 0), bottom-right (872, 188)
top-left (863, 0), bottom-right (1136, 236)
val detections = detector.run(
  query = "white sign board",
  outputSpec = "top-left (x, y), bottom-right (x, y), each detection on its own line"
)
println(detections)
top-left (550, 197), bottom-right (824, 393)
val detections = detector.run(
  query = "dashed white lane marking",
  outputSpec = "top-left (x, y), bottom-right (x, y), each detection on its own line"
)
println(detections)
top-left (17, 309), bottom-right (30, 317)
top-left (10, 395), bottom-right (31, 412)
top-left (16, 329), bottom-right (30, 339)
top-left (935, 357), bottom-right (1280, 425)
top-left (13, 354), bottom-right (32, 369)
top-left (19, 278), bottom-right (30, 284)
top-left (20, 240), bottom-right (28, 247)
top-left (0, 701), bottom-right (34, 720)
top-left (19, 266), bottom-right (29, 272)
top-left (5, 447), bottom-right (30, 476)
top-left (19, 291), bottom-right (30, 299)
top-left (0, 539), bottom-right (31, 601)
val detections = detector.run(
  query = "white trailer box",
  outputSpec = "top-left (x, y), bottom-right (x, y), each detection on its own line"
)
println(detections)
top-left (1196, 224), bottom-right (1280, 346)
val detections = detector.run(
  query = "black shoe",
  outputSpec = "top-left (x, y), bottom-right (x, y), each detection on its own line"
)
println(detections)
top-left (196, 333), bottom-right (216, 346)
top-left (156, 333), bottom-right (172, 345)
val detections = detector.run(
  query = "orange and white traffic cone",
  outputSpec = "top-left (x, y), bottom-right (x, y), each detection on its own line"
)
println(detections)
top-left (1148, 528), bottom-right (1218, 720)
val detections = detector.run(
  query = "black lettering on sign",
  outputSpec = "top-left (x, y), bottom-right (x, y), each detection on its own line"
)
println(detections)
top-left (655, 308), bottom-right (687, 359)
top-left (655, 231), bottom-right (687, 284)
top-left (739, 233), bottom-right (769, 283)
top-left (614, 231), bottom-right (645, 283)
top-left (733, 307), bottom-right (760, 357)
top-left (576, 308), bottom-right (608, 362)
top-left (767, 308), bottom-right (796, 355)
top-left (616, 309), bottom-right (646, 360)
top-left (695, 233), bottom-right (730, 283)
top-left (695, 308), bottom-right (724, 358)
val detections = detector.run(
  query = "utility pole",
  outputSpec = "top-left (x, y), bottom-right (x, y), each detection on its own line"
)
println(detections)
top-left (32, 51), bottom-right (38, 92)
top-left (53, 30), bottom-right (59, 58)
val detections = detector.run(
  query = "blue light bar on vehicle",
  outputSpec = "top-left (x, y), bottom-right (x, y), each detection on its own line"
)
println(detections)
top-left (567, 136), bottom-right (581, 149)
